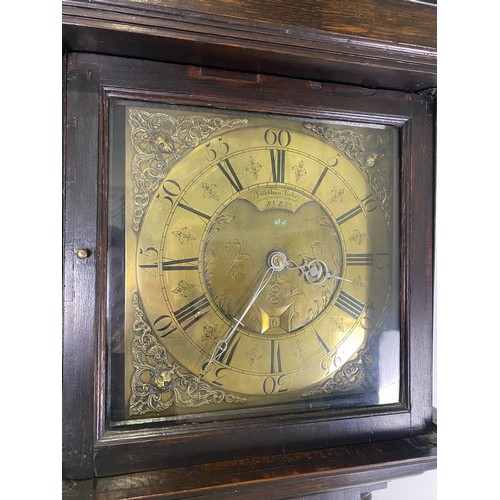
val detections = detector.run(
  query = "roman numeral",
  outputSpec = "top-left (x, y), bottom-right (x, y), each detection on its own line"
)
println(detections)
top-left (311, 166), bottom-right (329, 195)
top-left (335, 291), bottom-right (365, 319)
top-left (174, 294), bottom-right (210, 331)
top-left (218, 334), bottom-right (241, 366)
top-left (270, 149), bottom-right (286, 182)
top-left (270, 340), bottom-right (283, 373)
top-left (178, 202), bottom-right (211, 221)
top-left (314, 329), bottom-right (330, 354)
top-left (346, 253), bottom-right (374, 266)
top-left (218, 159), bottom-right (243, 192)
top-left (162, 257), bottom-right (198, 271)
top-left (337, 205), bottom-right (362, 225)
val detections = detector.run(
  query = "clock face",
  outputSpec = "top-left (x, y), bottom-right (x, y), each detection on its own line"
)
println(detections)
top-left (115, 104), bottom-right (399, 419)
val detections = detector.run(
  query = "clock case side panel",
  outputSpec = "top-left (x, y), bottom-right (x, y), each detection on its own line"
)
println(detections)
top-left (404, 94), bottom-right (436, 431)
top-left (63, 53), bottom-right (435, 479)
top-left (63, 53), bottom-right (103, 479)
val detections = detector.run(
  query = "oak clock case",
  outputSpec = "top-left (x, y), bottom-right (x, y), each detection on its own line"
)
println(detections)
top-left (107, 103), bottom-right (400, 425)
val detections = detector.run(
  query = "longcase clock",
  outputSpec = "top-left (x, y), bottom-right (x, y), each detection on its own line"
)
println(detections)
top-left (62, 0), bottom-right (436, 494)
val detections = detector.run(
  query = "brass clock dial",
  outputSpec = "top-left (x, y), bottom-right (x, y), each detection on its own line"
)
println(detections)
top-left (124, 106), bottom-right (397, 417)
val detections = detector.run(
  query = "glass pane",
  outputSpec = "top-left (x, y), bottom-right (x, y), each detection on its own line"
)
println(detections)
top-left (107, 100), bottom-right (400, 426)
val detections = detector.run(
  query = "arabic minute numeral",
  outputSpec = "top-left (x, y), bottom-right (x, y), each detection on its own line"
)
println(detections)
top-left (320, 350), bottom-right (342, 377)
top-left (154, 314), bottom-right (177, 338)
top-left (264, 128), bottom-right (292, 148)
top-left (262, 374), bottom-right (290, 395)
top-left (210, 367), bottom-right (230, 387)
top-left (155, 179), bottom-right (182, 210)
top-left (205, 137), bottom-right (230, 161)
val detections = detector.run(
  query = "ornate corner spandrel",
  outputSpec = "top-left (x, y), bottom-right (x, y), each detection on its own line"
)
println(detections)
top-left (128, 108), bottom-right (248, 231)
top-left (301, 349), bottom-right (369, 397)
top-left (303, 123), bottom-right (394, 225)
top-left (129, 293), bottom-right (246, 417)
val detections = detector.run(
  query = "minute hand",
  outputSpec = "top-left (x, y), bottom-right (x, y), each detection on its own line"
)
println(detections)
top-left (200, 254), bottom-right (286, 378)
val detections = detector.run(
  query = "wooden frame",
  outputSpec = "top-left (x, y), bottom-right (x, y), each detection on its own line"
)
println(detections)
top-left (62, 0), bottom-right (436, 494)
top-left (62, 0), bottom-right (436, 93)
top-left (63, 432), bottom-right (437, 498)
top-left (63, 51), bottom-right (435, 480)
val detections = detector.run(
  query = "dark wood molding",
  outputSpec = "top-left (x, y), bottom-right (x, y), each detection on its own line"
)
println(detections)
top-left (63, 429), bottom-right (436, 499)
top-left (62, 0), bottom-right (436, 93)
top-left (62, 0), bottom-right (436, 49)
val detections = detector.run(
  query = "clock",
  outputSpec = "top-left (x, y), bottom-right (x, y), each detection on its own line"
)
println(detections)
top-left (117, 105), bottom-right (399, 420)
top-left (63, 51), bottom-right (435, 480)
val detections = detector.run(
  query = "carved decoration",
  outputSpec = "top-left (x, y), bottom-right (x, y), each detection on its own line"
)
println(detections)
top-left (129, 293), bottom-right (246, 416)
top-left (303, 123), bottom-right (394, 225)
top-left (302, 288), bottom-right (394, 398)
top-left (128, 108), bottom-right (247, 231)
top-left (301, 349), bottom-right (369, 396)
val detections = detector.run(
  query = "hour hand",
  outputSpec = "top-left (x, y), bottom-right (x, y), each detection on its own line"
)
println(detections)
top-left (199, 252), bottom-right (287, 378)
top-left (285, 257), bottom-right (351, 285)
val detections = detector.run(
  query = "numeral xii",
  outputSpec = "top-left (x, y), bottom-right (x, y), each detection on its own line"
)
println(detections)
top-left (270, 149), bottom-right (286, 182)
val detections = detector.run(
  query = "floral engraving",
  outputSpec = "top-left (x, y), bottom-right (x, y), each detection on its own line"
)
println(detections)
top-left (329, 316), bottom-right (346, 333)
top-left (204, 213), bottom-right (236, 245)
top-left (292, 340), bottom-right (307, 362)
top-left (330, 188), bottom-right (345, 204)
top-left (352, 275), bottom-right (366, 291)
top-left (203, 250), bottom-right (217, 290)
top-left (349, 229), bottom-right (366, 245)
top-left (303, 122), bottom-right (394, 226)
top-left (292, 160), bottom-right (307, 181)
top-left (246, 345), bottom-right (262, 366)
top-left (172, 227), bottom-right (196, 245)
top-left (262, 275), bottom-right (304, 306)
top-left (245, 156), bottom-right (262, 179)
top-left (129, 293), bottom-right (246, 416)
top-left (202, 182), bottom-right (219, 200)
top-left (202, 323), bottom-right (219, 342)
top-left (172, 280), bottom-right (195, 297)
top-left (128, 108), bottom-right (247, 231)
top-left (213, 289), bottom-right (236, 320)
top-left (304, 284), bottom-right (333, 324)
top-left (225, 239), bottom-right (250, 284)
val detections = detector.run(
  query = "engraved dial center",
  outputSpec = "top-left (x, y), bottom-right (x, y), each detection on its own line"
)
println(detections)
top-left (202, 185), bottom-right (343, 335)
